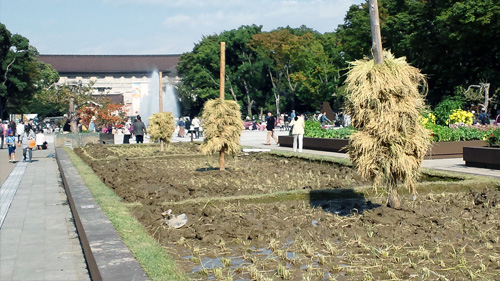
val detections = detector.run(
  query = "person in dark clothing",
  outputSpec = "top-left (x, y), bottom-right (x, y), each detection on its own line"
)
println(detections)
top-left (63, 120), bottom-right (71, 132)
top-left (133, 115), bottom-right (147, 143)
top-left (265, 112), bottom-right (279, 145)
top-left (479, 108), bottom-right (490, 125)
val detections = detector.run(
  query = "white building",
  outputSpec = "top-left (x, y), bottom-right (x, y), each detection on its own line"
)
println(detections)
top-left (38, 54), bottom-right (182, 119)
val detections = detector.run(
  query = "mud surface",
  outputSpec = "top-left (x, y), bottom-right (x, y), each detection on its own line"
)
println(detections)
top-left (75, 143), bottom-right (500, 280)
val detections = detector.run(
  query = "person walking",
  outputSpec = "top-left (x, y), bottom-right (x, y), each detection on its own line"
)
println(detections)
top-left (133, 115), bottom-right (147, 143)
top-left (289, 113), bottom-right (305, 152)
top-left (265, 112), bottom-right (279, 145)
top-left (6, 129), bottom-right (17, 162)
top-left (191, 116), bottom-right (201, 138)
top-left (20, 126), bottom-right (35, 163)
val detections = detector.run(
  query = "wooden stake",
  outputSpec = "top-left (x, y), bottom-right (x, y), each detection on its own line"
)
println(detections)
top-left (220, 42), bottom-right (226, 170)
top-left (220, 42), bottom-right (225, 100)
top-left (369, 0), bottom-right (383, 64)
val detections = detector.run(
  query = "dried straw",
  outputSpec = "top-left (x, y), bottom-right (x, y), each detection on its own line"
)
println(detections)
top-left (149, 112), bottom-right (175, 144)
top-left (345, 51), bottom-right (431, 195)
top-left (200, 99), bottom-right (243, 156)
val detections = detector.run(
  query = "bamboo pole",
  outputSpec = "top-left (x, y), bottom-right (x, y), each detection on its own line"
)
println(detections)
top-left (220, 42), bottom-right (225, 100)
top-left (369, 0), bottom-right (383, 64)
top-left (159, 71), bottom-right (164, 151)
top-left (220, 42), bottom-right (226, 170)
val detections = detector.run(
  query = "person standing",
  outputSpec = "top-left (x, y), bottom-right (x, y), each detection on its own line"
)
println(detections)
top-left (17, 121), bottom-right (25, 142)
top-left (123, 120), bottom-right (132, 144)
top-left (133, 115), bottom-right (147, 143)
top-left (21, 126), bottom-right (35, 163)
top-left (0, 121), bottom-right (5, 149)
top-left (479, 108), bottom-right (490, 125)
top-left (265, 112), bottom-right (279, 145)
top-left (289, 114), bottom-right (305, 152)
top-left (89, 119), bottom-right (96, 132)
top-left (6, 129), bottom-right (17, 162)
top-left (191, 116), bottom-right (201, 138)
top-left (178, 118), bottom-right (186, 137)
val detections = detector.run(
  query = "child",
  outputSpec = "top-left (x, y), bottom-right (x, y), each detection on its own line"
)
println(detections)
top-left (6, 129), bottom-right (17, 163)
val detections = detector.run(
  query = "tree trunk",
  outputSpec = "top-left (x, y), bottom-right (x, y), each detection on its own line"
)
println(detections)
top-left (69, 97), bottom-right (77, 133)
top-left (160, 139), bottom-right (165, 152)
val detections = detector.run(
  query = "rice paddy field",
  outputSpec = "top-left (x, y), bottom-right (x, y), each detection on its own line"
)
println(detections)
top-left (74, 142), bottom-right (500, 281)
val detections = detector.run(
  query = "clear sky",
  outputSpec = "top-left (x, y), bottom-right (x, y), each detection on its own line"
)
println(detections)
top-left (0, 0), bottom-right (361, 55)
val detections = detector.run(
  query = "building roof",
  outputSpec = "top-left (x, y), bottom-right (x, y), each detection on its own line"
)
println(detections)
top-left (38, 54), bottom-right (181, 75)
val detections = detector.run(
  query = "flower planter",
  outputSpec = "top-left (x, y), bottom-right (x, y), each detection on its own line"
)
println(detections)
top-left (278, 136), bottom-right (348, 153)
top-left (463, 146), bottom-right (500, 170)
top-left (278, 136), bottom-right (486, 159)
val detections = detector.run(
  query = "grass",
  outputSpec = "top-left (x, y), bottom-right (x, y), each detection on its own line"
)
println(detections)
top-left (64, 147), bottom-right (188, 281)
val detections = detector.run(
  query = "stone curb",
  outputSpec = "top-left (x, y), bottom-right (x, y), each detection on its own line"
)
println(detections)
top-left (56, 148), bottom-right (149, 281)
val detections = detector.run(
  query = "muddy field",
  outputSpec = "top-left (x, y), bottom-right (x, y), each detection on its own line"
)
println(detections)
top-left (75, 143), bottom-right (500, 280)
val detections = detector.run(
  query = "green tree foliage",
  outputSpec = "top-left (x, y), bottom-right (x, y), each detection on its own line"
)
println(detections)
top-left (337, 0), bottom-right (500, 106)
top-left (0, 24), bottom-right (40, 119)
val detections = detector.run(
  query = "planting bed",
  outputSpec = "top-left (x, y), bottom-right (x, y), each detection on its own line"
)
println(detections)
top-left (75, 143), bottom-right (500, 280)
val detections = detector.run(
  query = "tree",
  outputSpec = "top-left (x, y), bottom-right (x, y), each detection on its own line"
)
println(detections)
top-left (0, 24), bottom-right (40, 119)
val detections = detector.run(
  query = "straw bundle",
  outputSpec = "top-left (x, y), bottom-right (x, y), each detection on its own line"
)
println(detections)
top-left (201, 99), bottom-right (243, 155)
top-left (149, 112), bottom-right (175, 150)
top-left (201, 99), bottom-right (243, 170)
top-left (345, 51), bottom-right (431, 208)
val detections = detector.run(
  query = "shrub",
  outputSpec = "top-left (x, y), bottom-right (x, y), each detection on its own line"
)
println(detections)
top-left (433, 97), bottom-right (464, 125)
top-left (304, 120), bottom-right (355, 139)
top-left (487, 129), bottom-right (500, 147)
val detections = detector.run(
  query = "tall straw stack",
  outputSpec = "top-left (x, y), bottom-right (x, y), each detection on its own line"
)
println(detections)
top-left (149, 112), bottom-right (175, 151)
top-left (201, 99), bottom-right (243, 170)
top-left (345, 51), bottom-right (432, 208)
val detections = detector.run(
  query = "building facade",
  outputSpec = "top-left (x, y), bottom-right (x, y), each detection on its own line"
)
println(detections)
top-left (38, 54), bottom-right (182, 119)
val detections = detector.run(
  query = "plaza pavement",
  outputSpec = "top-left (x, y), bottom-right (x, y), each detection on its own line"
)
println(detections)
top-left (0, 129), bottom-right (498, 281)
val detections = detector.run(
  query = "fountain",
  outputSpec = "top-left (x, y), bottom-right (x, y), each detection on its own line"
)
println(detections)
top-left (139, 70), bottom-right (180, 126)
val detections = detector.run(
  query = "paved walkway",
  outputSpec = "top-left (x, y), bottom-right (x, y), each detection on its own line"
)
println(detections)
top-left (0, 135), bottom-right (89, 281)
top-left (0, 130), bottom-right (498, 281)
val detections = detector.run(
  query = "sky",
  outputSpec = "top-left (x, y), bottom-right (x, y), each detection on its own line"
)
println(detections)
top-left (0, 0), bottom-right (361, 55)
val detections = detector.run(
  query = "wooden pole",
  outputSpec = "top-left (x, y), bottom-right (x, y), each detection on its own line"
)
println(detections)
top-left (369, 0), bottom-right (383, 64)
top-left (220, 42), bottom-right (226, 170)
top-left (159, 71), bottom-right (163, 112)
top-left (159, 71), bottom-right (164, 151)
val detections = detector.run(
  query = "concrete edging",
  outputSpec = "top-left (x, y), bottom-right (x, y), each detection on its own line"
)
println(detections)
top-left (56, 148), bottom-right (149, 281)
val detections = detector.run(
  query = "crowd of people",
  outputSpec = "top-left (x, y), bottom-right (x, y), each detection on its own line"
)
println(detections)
top-left (0, 119), bottom-right (48, 163)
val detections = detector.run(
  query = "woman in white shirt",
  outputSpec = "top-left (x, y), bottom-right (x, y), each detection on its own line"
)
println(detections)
top-left (289, 114), bottom-right (305, 152)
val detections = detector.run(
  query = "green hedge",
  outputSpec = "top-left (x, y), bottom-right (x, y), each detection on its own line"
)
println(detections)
top-left (303, 120), bottom-right (500, 146)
